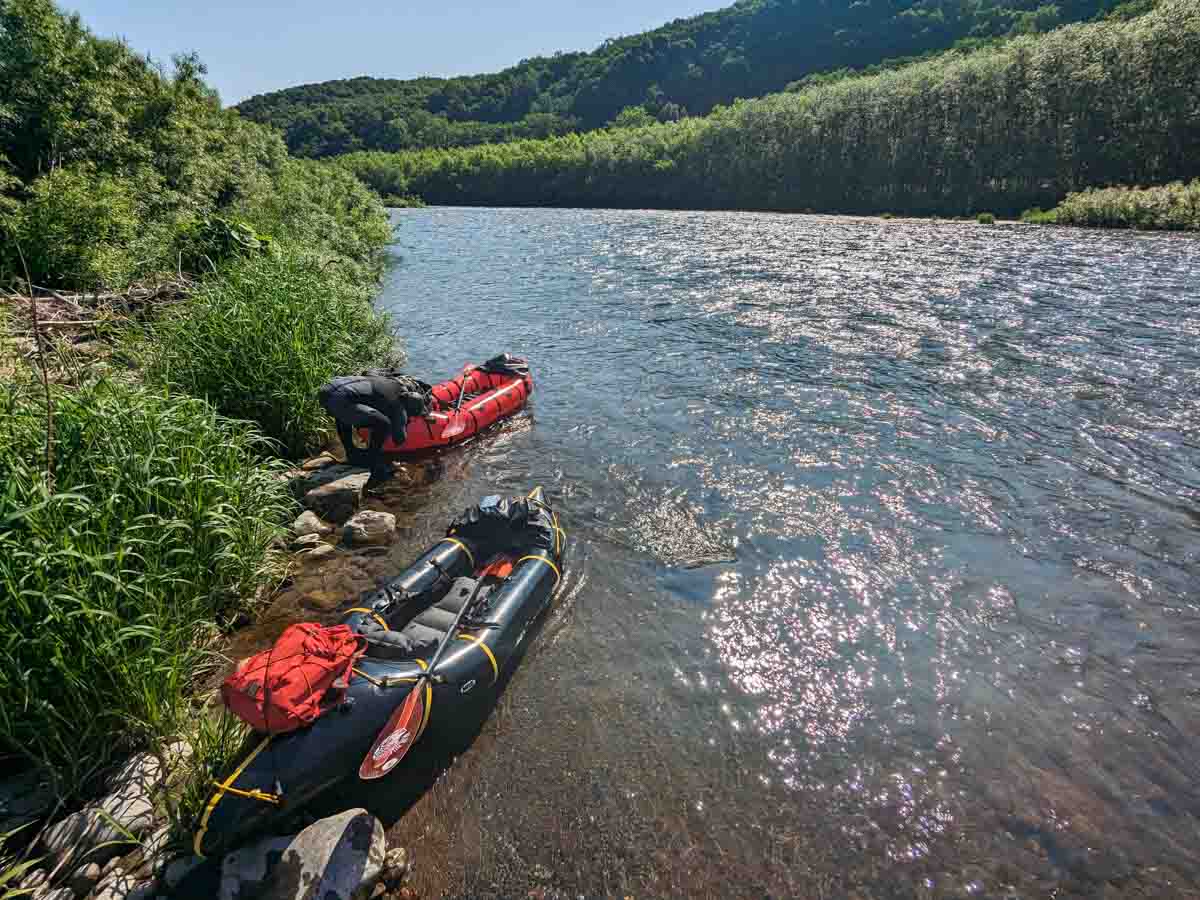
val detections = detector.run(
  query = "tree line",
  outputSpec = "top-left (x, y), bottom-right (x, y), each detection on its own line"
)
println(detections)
top-left (236, 0), bottom-right (1139, 157)
top-left (334, 0), bottom-right (1198, 218)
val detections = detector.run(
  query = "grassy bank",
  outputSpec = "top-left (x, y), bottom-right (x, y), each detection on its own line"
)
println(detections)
top-left (336, 0), bottom-right (1198, 219)
top-left (0, 0), bottom-right (397, 824)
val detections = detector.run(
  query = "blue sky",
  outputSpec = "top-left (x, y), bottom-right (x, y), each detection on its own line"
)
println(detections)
top-left (64, 0), bottom-right (723, 106)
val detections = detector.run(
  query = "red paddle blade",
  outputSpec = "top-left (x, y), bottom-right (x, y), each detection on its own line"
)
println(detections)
top-left (359, 683), bottom-right (425, 780)
top-left (441, 416), bottom-right (467, 440)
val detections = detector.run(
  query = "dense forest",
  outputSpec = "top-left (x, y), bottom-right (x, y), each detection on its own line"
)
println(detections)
top-left (334, 0), bottom-right (1198, 218)
top-left (235, 0), bottom-right (1140, 157)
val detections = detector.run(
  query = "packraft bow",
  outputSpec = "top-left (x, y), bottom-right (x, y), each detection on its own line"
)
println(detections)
top-left (194, 487), bottom-right (565, 856)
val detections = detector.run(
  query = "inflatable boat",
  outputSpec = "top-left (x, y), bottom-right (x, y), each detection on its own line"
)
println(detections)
top-left (193, 488), bottom-right (565, 856)
top-left (365, 354), bottom-right (533, 455)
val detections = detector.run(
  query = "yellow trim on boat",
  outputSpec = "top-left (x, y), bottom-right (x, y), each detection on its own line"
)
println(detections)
top-left (517, 554), bottom-right (561, 587)
top-left (417, 680), bottom-right (433, 739)
top-left (439, 537), bottom-right (475, 569)
top-left (456, 633), bottom-right (500, 684)
top-left (345, 607), bottom-right (388, 630)
top-left (193, 734), bottom-right (274, 858)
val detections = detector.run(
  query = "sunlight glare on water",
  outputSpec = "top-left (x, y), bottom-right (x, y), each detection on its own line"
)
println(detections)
top-left (376, 208), bottom-right (1200, 898)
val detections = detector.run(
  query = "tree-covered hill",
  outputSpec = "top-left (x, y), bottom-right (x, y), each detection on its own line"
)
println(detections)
top-left (335, 0), bottom-right (1200, 219)
top-left (235, 0), bottom-right (1135, 157)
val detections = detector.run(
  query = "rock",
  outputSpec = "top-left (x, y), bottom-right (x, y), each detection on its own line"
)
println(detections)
top-left (42, 889), bottom-right (74, 900)
top-left (163, 855), bottom-right (204, 891)
top-left (220, 809), bottom-right (385, 900)
top-left (293, 510), bottom-right (333, 537)
top-left (0, 770), bottom-right (55, 832)
top-left (42, 754), bottom-right (162, 869)
top-left (219, 836), bottom-right (294, 900)
top-left (69, 862), bottom-right (103, 895)
top-left (18, 867), bottom-right (47, 892)
top-left (291, 533), bottom-right (323, 551)
top-left (343, 511), bottom-right (396, 548)
top-left (300, 453), bottom-right (337, 472)
top-left (302, 544), bottom-right (337, 565)
top-left (89, 872), bottom-right (155, 900)
top-left (262, 808), bottom-right (385, 900)
top-left (301, 469), bottom-right (369, 524)
top-left (381, 847), bottom-right (409, 885)
top-left (100, 858), bottom-right (122, 878)
top-left (139, 823), bottom-right (171, 872)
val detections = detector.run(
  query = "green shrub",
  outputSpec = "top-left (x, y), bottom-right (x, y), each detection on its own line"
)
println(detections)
top-left (1052, 180), bottom-right (1200, 230)
top-left (173, 215), bottom-right (272, 274)
top-left (879, 212), bottom-right (896, 219)
top-left (1020, 206), bottom-right (1058, 224)
top-left (10, 166), bottom-right (156, 289)
top-left (238, 159), bottom-right (393, 279)
top-left (976, 211), bottom-right (997, 224)
top-left (0, 378), bottom-right (291, 795)
top-left (141, 248), bottom-right (398, 456)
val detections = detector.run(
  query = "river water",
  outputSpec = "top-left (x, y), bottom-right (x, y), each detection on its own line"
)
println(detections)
top-left (348, 208), bottom-right (1200, 898)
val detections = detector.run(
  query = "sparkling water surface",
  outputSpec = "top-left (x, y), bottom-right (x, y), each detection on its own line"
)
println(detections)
top-left (352, 208), bottom-right (1199, 899)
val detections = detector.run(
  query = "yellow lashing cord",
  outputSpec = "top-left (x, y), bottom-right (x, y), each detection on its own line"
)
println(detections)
top-left (193, 734), bottom-right (276, 858)
top-left (456, 633), bottom-right (500, 684)
top-left (344, 607), bottom-right (388, 631)
top-left (517, 554), bottom-right (561, 587)
top-left (439, 537), bottom-right (475, 569)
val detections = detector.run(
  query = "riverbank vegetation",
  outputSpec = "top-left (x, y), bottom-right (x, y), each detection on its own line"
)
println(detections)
top-left (1049, 180), bottom-right (1200, 230)
top-left (337, 0), bottom-right (1197, 221)
top-left (0, 0), bottom-right (395, 823)
top-left (237, 0), bottom-right (1134, 157)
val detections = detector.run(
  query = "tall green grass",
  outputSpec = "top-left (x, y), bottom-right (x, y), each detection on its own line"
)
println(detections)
top-left (1052, 180), bottom-right (1200, 230)
top-left (139, 248), bottom-right (398, 456)
top-left (0, 378), bottom-right (291, 795)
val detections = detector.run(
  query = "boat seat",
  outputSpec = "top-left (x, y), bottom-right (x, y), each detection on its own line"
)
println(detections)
top-left (361, 577), bottom-right (479, 661)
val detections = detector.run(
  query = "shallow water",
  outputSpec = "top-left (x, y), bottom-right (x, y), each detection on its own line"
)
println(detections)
top-left (335, 209), bottom-right (1199, 898)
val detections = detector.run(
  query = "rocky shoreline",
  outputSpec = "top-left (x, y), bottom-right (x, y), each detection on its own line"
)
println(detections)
top-left (1, 455), bottom-right (422, 900)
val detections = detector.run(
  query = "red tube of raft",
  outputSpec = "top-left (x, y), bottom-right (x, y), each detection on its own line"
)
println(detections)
top-left (360, 358), bottom-right (533, 454)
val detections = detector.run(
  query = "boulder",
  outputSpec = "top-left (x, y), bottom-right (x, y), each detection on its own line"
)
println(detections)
top-left (0, 770), bottom-right (55, 833)
top-left (219, 836), bottom-right (293, 900)
top-left (69, 861), bottom-right (103, 896)
top-left (293, 511), bottom-right (333, 537)
top-left (301, 469), bottom-right (369, 524)
top-left (342, 511), bottom-right (396, 548)
top-left (219, 809), bottom-right (385, 900)
top-left (41, 754), bottom-right (161, 869)
top-left (263, 809), bottom-right (385, 900)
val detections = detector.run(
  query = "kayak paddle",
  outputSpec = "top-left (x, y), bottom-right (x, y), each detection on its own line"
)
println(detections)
top-left (358, 574), bottom-right (485, 780)
top-left (438, 365), bottom-right (477, 441)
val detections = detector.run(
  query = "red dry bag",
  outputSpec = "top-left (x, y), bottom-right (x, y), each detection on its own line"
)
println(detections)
top-left (221, 623), bottom-right (364, 734)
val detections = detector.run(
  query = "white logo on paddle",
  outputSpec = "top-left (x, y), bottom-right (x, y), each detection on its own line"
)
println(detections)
top-left (372, 728), bottom-right (411, 762)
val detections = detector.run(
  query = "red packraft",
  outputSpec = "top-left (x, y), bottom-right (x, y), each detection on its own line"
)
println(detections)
top-left (221, 623), bottom-right (364, 734)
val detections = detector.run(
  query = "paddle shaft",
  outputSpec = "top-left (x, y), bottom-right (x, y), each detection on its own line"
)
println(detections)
top-left (424, 573), bottom-right (487, 683)
top-left (451, 367), bottom-right (477, 416)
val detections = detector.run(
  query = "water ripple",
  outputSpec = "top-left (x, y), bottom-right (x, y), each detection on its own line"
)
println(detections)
top-left (381, 208), bottom-right (1200, 898)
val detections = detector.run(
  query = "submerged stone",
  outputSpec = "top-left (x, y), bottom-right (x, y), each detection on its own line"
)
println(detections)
top-left (343, 510), bottom-right (397, 547)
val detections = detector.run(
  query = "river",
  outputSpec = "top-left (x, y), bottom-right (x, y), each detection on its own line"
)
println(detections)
top-left (325, 208), bottom-right (1200, 898)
